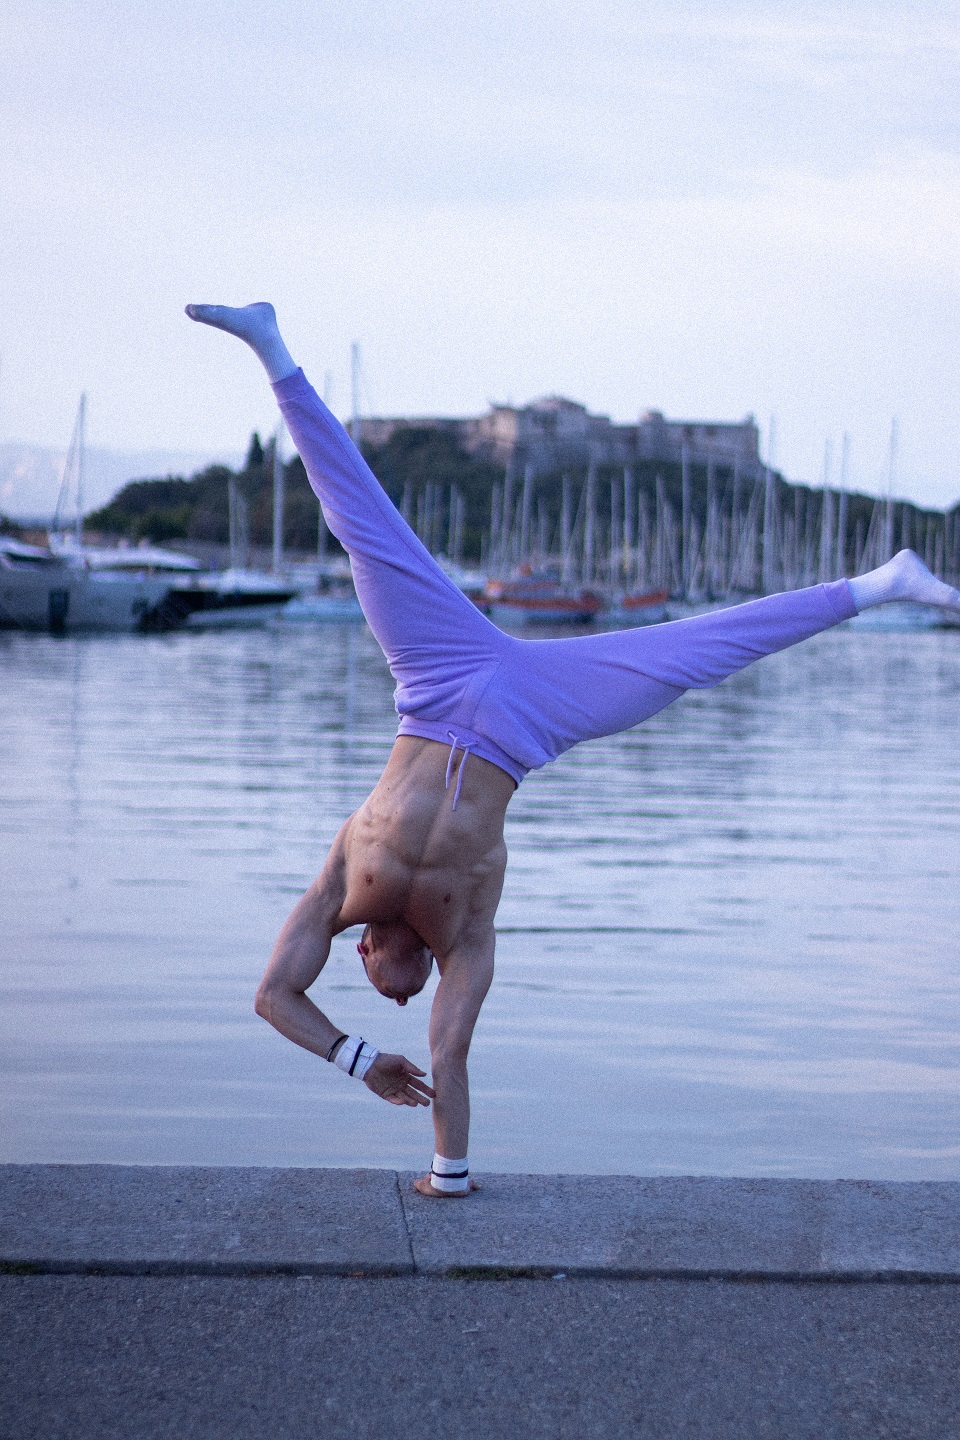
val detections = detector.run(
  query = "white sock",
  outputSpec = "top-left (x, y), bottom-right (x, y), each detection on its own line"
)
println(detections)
top-left (184, 302), bottom-right (297, 384)
top-left (848, 551), bottom-right (960, 613)
top-left (430, 1153), bottom-right (469, 1194)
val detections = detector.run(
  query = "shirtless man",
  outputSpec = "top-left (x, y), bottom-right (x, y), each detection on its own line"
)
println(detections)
top-left (186, 301), bottom-right (960, 1198)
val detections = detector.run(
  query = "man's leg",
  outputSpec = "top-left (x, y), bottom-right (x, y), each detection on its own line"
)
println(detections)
top-left (481, 558), bottom-right (960, 769)
top-left (186, 304), bottom-right (505, 708)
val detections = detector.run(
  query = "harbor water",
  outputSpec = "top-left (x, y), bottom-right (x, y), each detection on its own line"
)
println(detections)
top-left (1, 618), bottom-right (959, 1179)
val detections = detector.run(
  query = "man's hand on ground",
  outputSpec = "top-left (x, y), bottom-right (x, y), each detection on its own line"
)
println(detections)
top-left (364, 1053), bottom-right (435, 1107)
top-left (413, 1175), bottom-right (482, 1198)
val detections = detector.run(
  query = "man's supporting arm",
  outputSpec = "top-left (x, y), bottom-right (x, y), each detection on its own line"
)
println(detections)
top-left (427, 936), bottom-right (495, 1159)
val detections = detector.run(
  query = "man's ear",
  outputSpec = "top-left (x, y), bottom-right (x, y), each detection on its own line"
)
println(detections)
top-left (357, 941), bottom-right (368, 957)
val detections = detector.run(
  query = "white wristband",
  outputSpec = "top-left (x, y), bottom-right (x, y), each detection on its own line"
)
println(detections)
top-left (430, 1153), bottom-right (469, 1194)
top-left (332, 1035), bottom-right (379, 1081)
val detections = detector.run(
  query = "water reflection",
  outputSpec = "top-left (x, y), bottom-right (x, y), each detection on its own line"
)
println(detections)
top-left (1, 622), bottom-right (958, 1178)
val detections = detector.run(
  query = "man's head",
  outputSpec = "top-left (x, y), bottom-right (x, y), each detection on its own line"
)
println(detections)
top-left (357, 920), bottom-right (433, 1005)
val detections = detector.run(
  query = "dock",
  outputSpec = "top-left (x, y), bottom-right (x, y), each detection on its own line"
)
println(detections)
top-left (3, 1166), bottom-right (959, 1437)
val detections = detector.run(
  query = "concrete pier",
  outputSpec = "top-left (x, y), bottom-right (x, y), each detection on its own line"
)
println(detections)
top-left (4, 1167), bottom-right (960, 1438)
top-left (2, 1164), bottom-right (960, 1279)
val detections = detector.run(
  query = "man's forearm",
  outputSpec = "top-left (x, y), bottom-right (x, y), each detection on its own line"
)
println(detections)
top-left (425, 942), bottom-right (493, 1164)
top-left (254, 982), bottom-right (345, 1060)
top-left (430, 1054), bottom-right (470, 1158)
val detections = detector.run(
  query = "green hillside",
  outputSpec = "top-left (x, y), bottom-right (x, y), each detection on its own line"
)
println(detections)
top-left (86, 427), bottom-right (957, 576)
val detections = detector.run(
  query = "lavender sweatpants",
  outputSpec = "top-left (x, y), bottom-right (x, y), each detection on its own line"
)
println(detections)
top-left (275, 369), bottom-right (857, 786)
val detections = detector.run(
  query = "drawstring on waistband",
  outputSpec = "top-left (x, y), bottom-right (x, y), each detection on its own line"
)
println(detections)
top-left (444, 732), bottom-right (474, 811)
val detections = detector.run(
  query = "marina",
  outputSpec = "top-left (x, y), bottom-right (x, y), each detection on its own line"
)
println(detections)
top-left (5, 470), bottom-right (960, 635)
top-left (2, 619), bottom-right (958, 1179)
top-left (3, 371), bottom-right (959, 1178)
top-left (4, 387), bottom-right (960, 635)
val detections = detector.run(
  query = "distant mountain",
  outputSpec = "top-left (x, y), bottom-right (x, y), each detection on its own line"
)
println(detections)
top-left (0, 441), bottom-right (244, 522)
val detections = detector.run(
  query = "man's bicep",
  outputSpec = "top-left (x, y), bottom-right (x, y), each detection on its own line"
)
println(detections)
top-left (260, 844), bottom-right (348, 994)
top-left (260, 888), bottom-right (333, 992)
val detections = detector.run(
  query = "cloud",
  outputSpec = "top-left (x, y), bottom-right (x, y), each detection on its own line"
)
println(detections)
top-left (1, 0), bottom-right (958, 504)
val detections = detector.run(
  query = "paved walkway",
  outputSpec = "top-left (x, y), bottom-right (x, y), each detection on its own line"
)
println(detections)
top-left (3, 1166), bottom-right (959, 1438)
top-left (5, 1271), bottom-right (960, 1439)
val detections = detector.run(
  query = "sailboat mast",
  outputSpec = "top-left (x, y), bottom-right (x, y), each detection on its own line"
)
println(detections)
top-left (74, 393), bottom-right (86, 546)
top-left (560, 474), bottom-right (572, 584)
top-left (228, 475), bottom-right (238, 570)
top-left (818, 437), bottom-right (833, 583)
top-left (53, 394), bottom-right (87, 542)
top-left (623, 466), bottom-right (634, 585)
top-left (837, 432), bottom-right (850, 576)
top-left (583, 460), bottom-right (596, 584)
top-left (705, 452), bottom-right (716, 596)
top-left (886, 418), bottom-right (898, 560)
top-left (350, 343), bottom-right (361, 441)
top-left (520, 465), bottom-right (533, 560)
top-left (272, 419), bottom-right (286, 575)
top-left (762, 416), bottom-right (778, 593)
top-left (681, 443), bottom-right (691, 597)
top-left (500, 464), bottom-right (515, 572)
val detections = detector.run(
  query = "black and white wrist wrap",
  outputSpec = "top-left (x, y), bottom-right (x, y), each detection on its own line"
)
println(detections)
top-left (330, 1035), bottom-right (379, 1081)
top-left (431, 1153), bottom-right (469, 1195)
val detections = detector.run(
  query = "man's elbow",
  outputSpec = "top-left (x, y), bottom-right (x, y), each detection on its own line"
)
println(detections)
top-left (256, 975), bottom-right (306, 1025)
top-left (430, 1037), bottom-right (471, 1076)
top-left (254, 980), bottom-right (278, 1023)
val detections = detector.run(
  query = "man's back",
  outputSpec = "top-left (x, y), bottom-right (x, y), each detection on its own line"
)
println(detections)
top-left (336, 736), bottom-right (515, 961)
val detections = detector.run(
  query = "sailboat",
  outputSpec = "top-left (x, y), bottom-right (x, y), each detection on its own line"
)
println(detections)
top-left (0, 397), bottom-right (196, 633)
top-left (154, 432), bottom-right (298, 628)
top-left (483, 463), bottom-right (603, 624)
top-left (484, 567), bottom-right (604, 625)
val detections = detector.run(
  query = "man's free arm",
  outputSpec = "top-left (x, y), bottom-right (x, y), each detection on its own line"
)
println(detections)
top-left (254, 836), bottom-right (435, 1107)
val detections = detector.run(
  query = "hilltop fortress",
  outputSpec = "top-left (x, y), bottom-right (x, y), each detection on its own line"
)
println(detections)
top-left (357, 397), bottom-right (763, 477)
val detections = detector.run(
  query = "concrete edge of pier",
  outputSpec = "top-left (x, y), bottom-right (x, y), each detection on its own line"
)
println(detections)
top-left (2, 1164), bottom-right (960, 1282)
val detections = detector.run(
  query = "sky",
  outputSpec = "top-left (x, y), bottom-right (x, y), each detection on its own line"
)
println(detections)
top-left (2, 0), bottom-right (959, 508)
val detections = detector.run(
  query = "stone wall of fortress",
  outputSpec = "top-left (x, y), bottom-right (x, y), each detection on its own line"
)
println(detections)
top-left (356, 397), bottom-right (762, 476)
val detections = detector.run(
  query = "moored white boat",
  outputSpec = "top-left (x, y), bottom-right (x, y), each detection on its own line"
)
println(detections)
top-left (847, 601), bottom-right (949, 632)
top-left (162, 568), bottom-right (299, 629)
top-left (0, 537), bottom-right (187, 633)
top-left (281, 589), bottom-right (364, 622)
top-left (1, 391), bottom-right (205, 632)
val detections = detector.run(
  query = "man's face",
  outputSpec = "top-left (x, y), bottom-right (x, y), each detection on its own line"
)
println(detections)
top-left (357, 921), bottom-right (433, 1005)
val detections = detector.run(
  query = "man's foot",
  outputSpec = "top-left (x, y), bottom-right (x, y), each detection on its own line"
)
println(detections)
top-left (184, 302), bottom-right (297, 383)
top-left (185, 301), bottom-right (277, 341)
top-left (413, 1174), bottom-right (482, 1198)
top-left (848, 550), bottom-right (960, 613)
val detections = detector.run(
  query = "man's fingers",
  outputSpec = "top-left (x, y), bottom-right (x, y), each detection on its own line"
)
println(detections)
top-left (365, 1054), bottom-right (434, 1106)
top-left (377, 1081), bottom-right (431, 1106)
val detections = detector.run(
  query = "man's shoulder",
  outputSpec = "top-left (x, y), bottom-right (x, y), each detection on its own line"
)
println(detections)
top-left (312, 824), bottom-right (353, 901)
